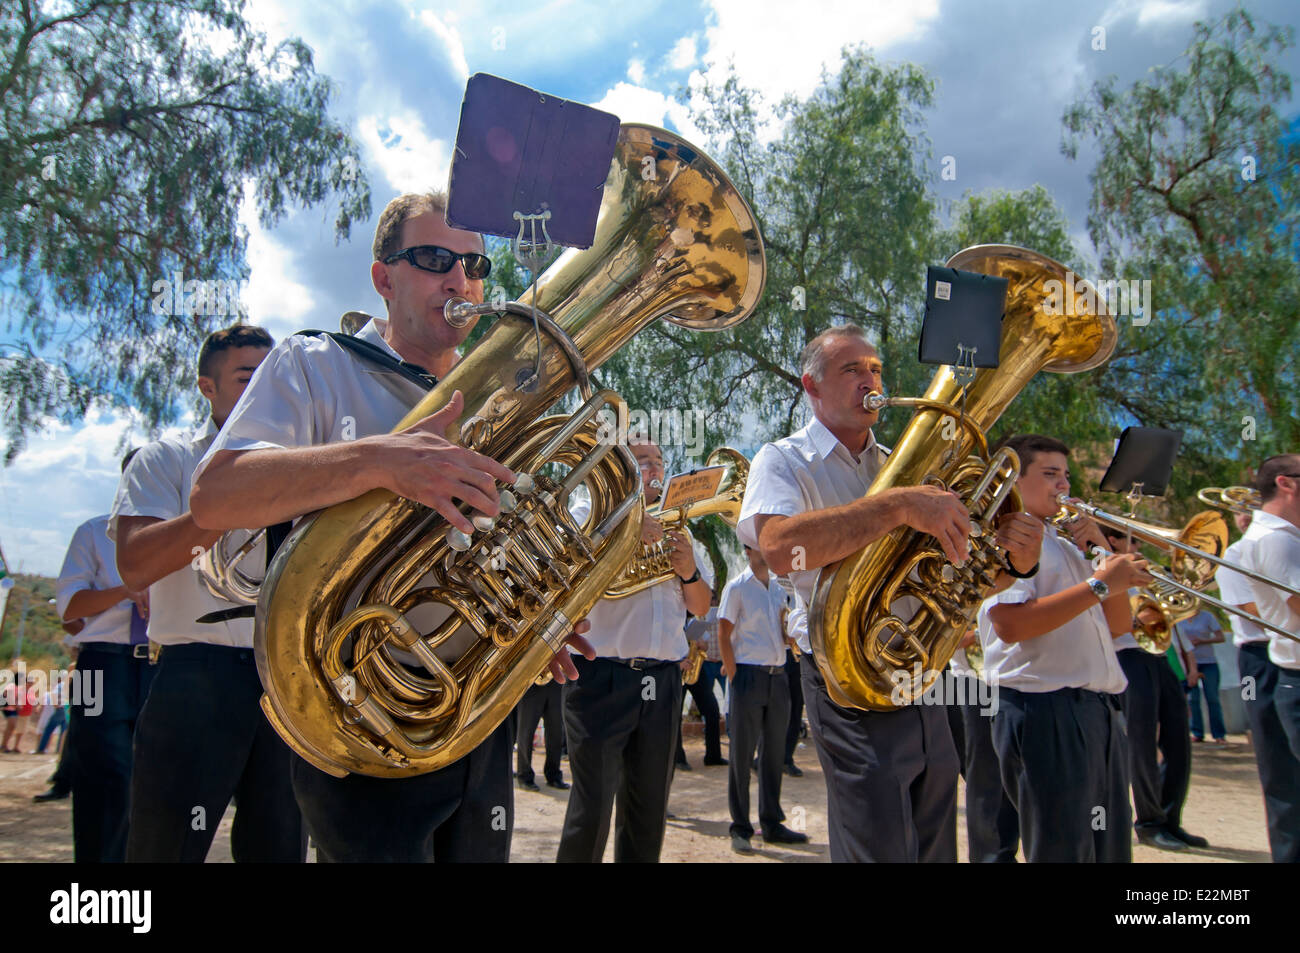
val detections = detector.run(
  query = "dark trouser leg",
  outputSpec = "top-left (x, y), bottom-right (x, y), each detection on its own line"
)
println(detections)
top-left (960, 690), bottom-right (1019, 862)
top-left (1119, 649), bottom-right (1165, 829)
top-left (798, 656), bottom-right (957, 862)
top-left (727, 666), bottom-right (761, 838)
top-left (38, 709), bottom-right (65, 753)
top-left (947, 702), bottom-right (967, 779)
top-left (686, 674), bottom-right (723, 762)
top-left (541, 681), bottom-right (565, 783)
top-left (784, 651), bottom-right (804, 766)
top-left (291, 719), bottom-right (513, 862)
top-left (613, 663), bottom-right (680, 862)
top-left (1200, 663), bottom-right (1226, 739)
top-left (1187, 678), bottom-right (1205, 739)
top-left (1154, 657), bottom-right (1192, 830)
top-left (1239, 645), bottom-right (1300, 862)
top-left (515, 683), bottom-right (546, 784)
top-left (1274, 668), bottom-right (1300, 763)
top-left (126, 645), bottom-right (302, 863)
top-left (757, 670), bottom-right (790, 836)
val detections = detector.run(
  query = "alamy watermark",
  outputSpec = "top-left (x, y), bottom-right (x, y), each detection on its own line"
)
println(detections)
top-left (889, 665), bottom-right (999, 716)
top-left (594, 404), bottom-right (707, 457)
top-left (0, 663), bottom-right (102, 716)
top-left (151, 270), bottom-right (248, 317)
top-left (1041, 271), bottom-right (1151, 326)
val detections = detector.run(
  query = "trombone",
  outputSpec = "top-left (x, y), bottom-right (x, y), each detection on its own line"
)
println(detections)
top-left (1054, 495), bottom-right (1300, 644)
top-left (1197, 485), bottom-right (1261, 516)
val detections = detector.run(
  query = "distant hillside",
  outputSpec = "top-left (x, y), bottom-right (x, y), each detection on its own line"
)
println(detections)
top-left (1, 575), bottom-right (70, 669)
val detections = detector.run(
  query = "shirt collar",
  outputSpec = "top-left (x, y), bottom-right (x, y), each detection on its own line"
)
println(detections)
top-left (806, 416), bottom-right (877, 464)
top-left (357, 316), bottom-right (404, 361)
top-left (192, 416), bottom-right (218, 446)
top-left (1248, 509), bottom-right (1300, 539)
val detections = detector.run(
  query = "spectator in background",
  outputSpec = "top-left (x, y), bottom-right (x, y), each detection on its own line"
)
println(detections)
top-left (676, 596), bottom-right (727, 770)
top-left (1176, 608), bottom-right (1228, 744)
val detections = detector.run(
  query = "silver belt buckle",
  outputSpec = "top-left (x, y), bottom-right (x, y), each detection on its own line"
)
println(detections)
top-left (132, 644), bottom-right (150, 660)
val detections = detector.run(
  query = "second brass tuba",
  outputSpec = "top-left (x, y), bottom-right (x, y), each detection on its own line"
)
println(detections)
top-left (808, 246), bottom-right (1117, 711)
top-left (256, 125), bottom-right (765, 777)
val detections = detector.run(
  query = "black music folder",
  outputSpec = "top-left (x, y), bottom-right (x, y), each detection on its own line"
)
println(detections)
top-left (918, 265), bottom-right (1008, 368)
top-left (1099, 427), bottom-right (1184, 497)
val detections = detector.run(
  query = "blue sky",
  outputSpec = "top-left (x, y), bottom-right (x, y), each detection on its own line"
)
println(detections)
top-left (2, 0), bottom-right (1298, 576)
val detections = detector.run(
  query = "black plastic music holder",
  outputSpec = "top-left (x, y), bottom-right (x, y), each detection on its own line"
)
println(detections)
top-left (1099, 427), bottom-right (1183, 498)
top-left (918, 266), bottom-right (1008, 384)
top-left (446, 73), bottom-right (619, 250)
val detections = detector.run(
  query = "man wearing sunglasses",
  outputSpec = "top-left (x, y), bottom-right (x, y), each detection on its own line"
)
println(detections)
top-left (191, 190), bottom-right (596, 862)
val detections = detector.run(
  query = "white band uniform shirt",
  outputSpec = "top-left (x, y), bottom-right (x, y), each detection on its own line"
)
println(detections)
top-left (1239, 511), bottom-right (1300, 670)
top-left (719, 567), bottom-right (789, 667)
top-left (736, 417), bottom-right (889, 654)
top-left (976, 524), bottom-right (1127, 695)
top-left (109, 419), bottom-right (262, 647)
top-left (56, 516), bottom-right (132, 645)
top-left (1217, 539), bottom-right (1268, 647)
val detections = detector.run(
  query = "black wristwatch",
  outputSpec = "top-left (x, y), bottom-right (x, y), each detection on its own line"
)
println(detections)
top-left (678, 568), bottom-right (701, 585)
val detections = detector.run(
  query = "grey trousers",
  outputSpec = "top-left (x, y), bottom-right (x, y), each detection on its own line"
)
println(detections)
top-left (1239, 643), bottom-right (1300, 862)
top-left (799, 656), bottom-right (958, 863)
top-left (957, 680), bottom-right (1020, 862)
top-left (727, 664), bottom-right (790, 838)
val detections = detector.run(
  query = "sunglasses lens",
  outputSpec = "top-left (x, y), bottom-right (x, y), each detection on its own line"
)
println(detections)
top-left (462, 254), bottom-right (491, 280)
top-left (411, 247), bottom-right (455, 273)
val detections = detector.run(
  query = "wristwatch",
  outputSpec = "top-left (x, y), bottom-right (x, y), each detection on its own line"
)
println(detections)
top-left (1085, 576), bottom-right (1110, 601)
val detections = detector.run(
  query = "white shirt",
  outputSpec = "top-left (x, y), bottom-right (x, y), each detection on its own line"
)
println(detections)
top-left (977, 525), bottom-right (1127, 694)
top-left (736, 417), bottom-right (889, 653)
top-left (110, 419), bottom-right (262, 647)
top-left (573, 499), bottom-right (716, 660)
top-left (55, 516), bottom-right (132, 645)
top-left (1217, 538), bottom-right (1269, 646)
top-left (718, 567), bottom-right (788, 666)
top-left (1113, 587), bottom-right (1140, 653)
top-left (1238, 510), bottom-right (1300, 669)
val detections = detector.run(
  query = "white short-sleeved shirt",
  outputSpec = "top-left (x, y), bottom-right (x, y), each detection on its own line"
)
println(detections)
top-left (109, 419), bottom-right (263, 647)
top-left (55, 515), bottom-right (132, 646)
top-left (1112, 587), bottom-right (1140, 653)
top-left (1238, 511), bottom-right (1300, 669)
top-left (718, 567), bottom-right (788, 666)
top-left (572, 498), bottom-right (716, 661)
top-left (736, 417), bottom-right (889, 654)
top-left (1217, 538), bottom-right (1269, 647)
top-left (977, 525), bottom-right (1127, 694)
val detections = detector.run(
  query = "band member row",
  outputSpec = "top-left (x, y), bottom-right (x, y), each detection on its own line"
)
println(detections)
top-left (736, 324), bottom-right (1042, 862)
top-left (557, 437), bottom-right (714, 863)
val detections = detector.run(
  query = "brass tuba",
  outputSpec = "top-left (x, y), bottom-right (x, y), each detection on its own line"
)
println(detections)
top-left (255, 125), bottom-right (765, 777)
top-left (605, 447), bottom-right (748, 599)
top-left (196, 529), bottom-right (266, 606)
top-left (808, 246), bottom-right (1117, 711)
top-left (682, 640), bottom-right (708, 686)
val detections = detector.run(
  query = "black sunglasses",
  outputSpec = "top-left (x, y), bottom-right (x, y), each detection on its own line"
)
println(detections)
top-left (383, 245), bottom-right (491, 280)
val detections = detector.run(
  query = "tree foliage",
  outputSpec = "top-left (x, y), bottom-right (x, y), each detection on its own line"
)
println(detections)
top-left (0, 0), bottom-right (370, 461)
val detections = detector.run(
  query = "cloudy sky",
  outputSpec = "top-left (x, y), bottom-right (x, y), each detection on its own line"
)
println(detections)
top-left (2, 0), bottom-right (1297, 577)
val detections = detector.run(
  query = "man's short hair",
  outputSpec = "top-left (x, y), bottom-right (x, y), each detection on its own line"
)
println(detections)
top-left (373, 190), bottom-right (472, 263)
top-left (994, 433), bottom-right (1070, 473)
top-left (197, 324), bottom-right (273, 378)
top-left (1256, 453), bottom-right (1300, 503)
top-left (799, 324), bottom-right (876, 383)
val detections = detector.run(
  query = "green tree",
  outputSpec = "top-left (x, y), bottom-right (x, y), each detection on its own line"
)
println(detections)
top-left (1061, 7), bottom-right (1299, 502)
top-left (0, 0), bottom-right (370, 462)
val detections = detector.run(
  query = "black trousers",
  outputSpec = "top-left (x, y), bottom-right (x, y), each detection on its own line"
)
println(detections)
top-left (992, 686), bottom-right (1132, 863)
top-left (557, 657), bottom-right (681, 863)
top-left (292, 718), bottom-right (514, 862)
top-left (675, 664), bottom-right (724, 764)
top-left (784, 649), bottom-right (804, 765)
top-left (68, 645), bottom-right (155, 863)
top-left (799, 655), bottom-right (958, 863)
top-left (1239, 644), bottom-right (1300, 862)
top-left (954, 675), bottom-right (1019, 862)
top-left (516, 679), bottom-right (565, 784)
top-left (727, 664), bottom-right (790, 838)
top-left (1118, 648), bottom-right (1191, 832)
top-left (126, 644), bottom-right (306, 863)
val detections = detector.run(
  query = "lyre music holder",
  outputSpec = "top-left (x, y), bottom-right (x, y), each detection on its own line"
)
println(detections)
top-left (1099, 426), bottom-right (1184, 538)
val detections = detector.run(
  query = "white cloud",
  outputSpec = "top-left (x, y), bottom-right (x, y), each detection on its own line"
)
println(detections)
top-left (628, 57), bottom-right (646, 85)
top-left (1100, 0), bottom-right (1208, 31)
top-left (239, 184), bottom-right (315, 337)
top-left (590, 82), bottom-right (703, 139)
top-left (357, 111), bottom-right (451, 197)
top-left (417, 10), bottom-right (471, 81)
top-left (667, 36), bottom-right (697, 71)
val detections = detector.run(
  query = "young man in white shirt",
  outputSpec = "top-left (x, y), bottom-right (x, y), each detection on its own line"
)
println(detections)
top-left (191, 192), bottom-right (591, 862)
top-left (556, 437), bottom-right (714, 862)
top-left (978, 434), bottom-right (1152, 863)
top-left (55, 456), bottom-right (152, 862)
top-left (737, 324), bottom-right (1044, 863)
top-left (111, 324), bottom-right (302, 863)
top-left (719, 543), bottom-right (807, 853)
top-left (1218, 507), bottom-right (1300, 861)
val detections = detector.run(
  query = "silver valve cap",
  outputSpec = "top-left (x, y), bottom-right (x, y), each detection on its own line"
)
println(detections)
top-left (446, 526), bottom-right (473, 552)
top-left (513, 473), bottom-right (536, 495)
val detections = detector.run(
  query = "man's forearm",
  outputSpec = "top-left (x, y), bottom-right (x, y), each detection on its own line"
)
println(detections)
top-left (681, 579), bottom-right (711, 617)
top-left (117, 514), bottom-right (222, 591)
top-left (191, 442), bottom-right (386, 531)
top-left (988, 583), bottom-right (1103, 644)
top-left (759, 490), bottom-right (914, 575)
top-left (63, 586), bottom-right (130, 622)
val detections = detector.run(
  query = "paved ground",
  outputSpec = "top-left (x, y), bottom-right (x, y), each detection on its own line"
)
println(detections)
top-left (0, 728), bottom-right (1271, 862)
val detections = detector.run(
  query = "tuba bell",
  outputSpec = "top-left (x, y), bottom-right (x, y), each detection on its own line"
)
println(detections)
top-left (255, 125), bottom-right (765, 777)
top-left (808, 245), bottom-right (1117, 711)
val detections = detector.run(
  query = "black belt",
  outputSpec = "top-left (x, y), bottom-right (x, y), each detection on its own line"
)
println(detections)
top-left (79, 642), bottom-right (151, 660)
top-left (738, 663), bottom-right (785, 675)
top-left (602, 657), bottom-right (675, 671)
top-left (1004, 685), bottom-right (1122, 709)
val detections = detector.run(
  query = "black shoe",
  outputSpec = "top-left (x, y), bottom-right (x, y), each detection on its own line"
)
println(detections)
top-left (731, 833), bottom-right (754, 854)
top-left (676, 760), bottom-right (692, 771)
top-left (762, 824), bottom-right (809, 845)
top-left (1166, 825), bottom-right (1209, 849)
top-left (33, 788), bottom-right (70, 802)
top-left (702, 756), bottom-right (728, 766)
top-left (1136, 828), bottom-right (1187, 851)
top-left (784, 762), bottom-right (803, 777)
top-left (546, 777), bottom-right (570, 790)
top-left (517, 777), bottom-right (540, 792)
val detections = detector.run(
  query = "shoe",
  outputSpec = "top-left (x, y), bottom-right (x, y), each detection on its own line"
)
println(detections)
top-left (1192, 736), bottom-right (1204, 742)
top-left (676, 760), bottom-right (692, 771)
top-left (1166, 825), bottom-right (1209, 848)
top-left (1136, 828), bottom-right (1188, 851)
top-left (784, 762), bottom-right (803, 777)
top-left (702, 756), bottom-right (728, 766)
top-left (731, 833), bottom-right (754, 854)
top-left (546, 778), bottom-right (570, 790)
top-left (33, 788), bottom-right (70, 802)
top-left (763, 824), bottom-right (809, 845)
top-left (517, 777), bottom-right (540, 792)
top-left (1210, 737), bottom-right (1228, 745)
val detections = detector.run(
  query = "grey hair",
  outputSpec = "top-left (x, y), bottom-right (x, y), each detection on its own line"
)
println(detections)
top-left (799, 324), bottom-right (876, 382)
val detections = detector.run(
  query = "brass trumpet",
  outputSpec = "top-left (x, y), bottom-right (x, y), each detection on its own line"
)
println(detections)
top-left (682, 640), bottom-right (708, 686)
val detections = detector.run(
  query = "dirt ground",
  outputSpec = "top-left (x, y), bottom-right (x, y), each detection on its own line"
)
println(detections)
top-left (0, 725), bottom-right (1272, 862)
